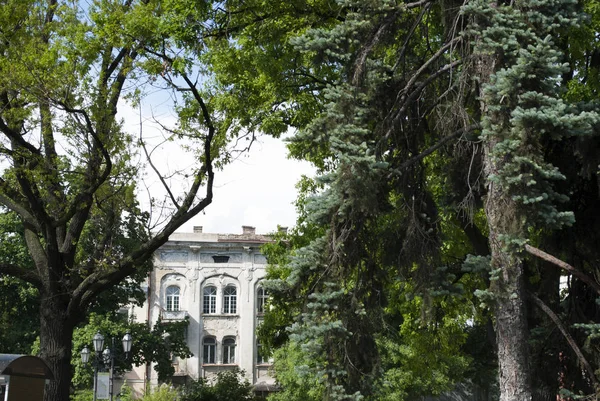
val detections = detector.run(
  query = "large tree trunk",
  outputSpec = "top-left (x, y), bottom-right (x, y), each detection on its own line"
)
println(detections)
top-left (482, 122), bottom-right (533, 401)
top-left (39, 292), bottom-right (77, 401)
top-left (478, 51), bottom-right (533, 401)
top-left (486, 218), bottom-right (532, 401)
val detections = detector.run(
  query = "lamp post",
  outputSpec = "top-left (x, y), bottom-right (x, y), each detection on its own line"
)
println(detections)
top-left (81, 331), bottom-right (133, 401)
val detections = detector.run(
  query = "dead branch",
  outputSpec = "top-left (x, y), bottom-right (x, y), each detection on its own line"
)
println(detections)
top-left (525, 244), bottom-right (600, 296)
top-left (529, 291), bottom-right (599, 390)
top-left (392, 2), bottom-right (432, 73)
top-left (388, 123), bottom-right (479, 175)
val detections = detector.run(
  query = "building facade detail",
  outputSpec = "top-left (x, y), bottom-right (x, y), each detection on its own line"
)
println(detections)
top-left (127, 226), bottom-right (275, 394)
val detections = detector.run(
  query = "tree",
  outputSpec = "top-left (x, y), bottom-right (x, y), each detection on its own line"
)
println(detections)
top-left (0, 1), bottom-right (233, 400)
top-left (247, 0), bottom-right (480, 398)
top-left (70, 313), bottom-right (192, 391)
top-left (212, 0), bottom-right (600, 400)
top-left (466, 0), bottom-right (599, 398)
top-left (0, 207), bottom-right (189, 388)
top-left (0, 211), bottom-right (39, 353)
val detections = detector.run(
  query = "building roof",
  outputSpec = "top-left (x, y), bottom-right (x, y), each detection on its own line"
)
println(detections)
top-left (0, 354), bottom-right (54, 379)
top-left (167, 226), bottom-right (273, 245)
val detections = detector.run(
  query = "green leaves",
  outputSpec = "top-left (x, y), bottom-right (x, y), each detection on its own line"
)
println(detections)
top-left (470, 0), bottom-right (600, 233)
top-left (180, 368), bottom-right (257, 401)
top-left (71, 313), bottom-right (192, 388)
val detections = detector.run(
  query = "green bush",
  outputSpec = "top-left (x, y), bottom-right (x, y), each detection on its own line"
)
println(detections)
top-left (180, 368), bottom-right (256, 401)
top-left (117, 381), bottom-right (135, 401)
top-left (70, 389), bottom-right (93, 401)
top-left (139, 384), bottom-right (179, 401)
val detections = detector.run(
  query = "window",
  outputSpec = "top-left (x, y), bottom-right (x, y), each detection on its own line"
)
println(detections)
top-left (166, 286), bottom-right (180, 311)
top-left (223, 286), bottom-right (237, 314)
top-left (212, 255), bottom-right (230, 263)
top-left (203, 337), bottom-right (216, 364)
top-left (257, 287), bottom-right (269, 314)
top-left (257, 340), bottom-right (266, 364)
top-left (223, 337), bottom-right (236, 364)
top-left (203, 286), bottom-right (217, 314)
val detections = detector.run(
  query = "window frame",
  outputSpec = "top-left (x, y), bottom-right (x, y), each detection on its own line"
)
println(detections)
top-left (223, 285), bottom-right (237, 314)
top-left (202, 337), bottom-right (216, 364)
top-left (257, 286), bottom-right (269, 314)
top-left (203, 285), bottom-right (217, 314)
top-left (165, 285), bottom-right (180, 312)
top-left (256, 339), bottom-right (266, 365)
top-left (222, 337), bottom-right (236, 364)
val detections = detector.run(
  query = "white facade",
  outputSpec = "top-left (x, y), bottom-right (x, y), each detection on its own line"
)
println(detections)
top-left (125, 226), bottom-right (275, 395)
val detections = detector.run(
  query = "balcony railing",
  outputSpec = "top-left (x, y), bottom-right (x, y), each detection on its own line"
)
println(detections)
top-left (161, 310), bottom-right (188, 321)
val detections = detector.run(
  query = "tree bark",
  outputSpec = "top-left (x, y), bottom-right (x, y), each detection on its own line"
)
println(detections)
top-left (39, 291), bottom-right (78, 401)
top-left (483, 147), bottom-right (532, 401)
top-left (477, 42), bottom-right (533, 400)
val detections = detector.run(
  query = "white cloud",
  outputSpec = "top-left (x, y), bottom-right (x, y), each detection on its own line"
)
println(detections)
top-left (188, 134), bottom-right (314, 234)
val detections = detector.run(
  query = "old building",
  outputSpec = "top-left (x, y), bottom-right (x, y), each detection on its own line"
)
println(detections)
top-left (125, 226), bottom-right (276, 395)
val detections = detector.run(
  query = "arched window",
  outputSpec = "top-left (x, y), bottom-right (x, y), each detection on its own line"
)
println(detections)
top-left (223, 286), bottom-right (237, 314)
top-left (223, 337), bottom-right (236, 364)
top-left (257, 286), bottom-right (269, 314)
top-left (202, 337), bottom-right (216, 364)
top-left (166, 286), bottom-right (180, 311)
top-left (203, 286), bottom-right (217, 314)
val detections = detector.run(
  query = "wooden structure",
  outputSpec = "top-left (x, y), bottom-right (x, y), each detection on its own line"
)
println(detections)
top-left (0, 354), bottom-right (54, 401)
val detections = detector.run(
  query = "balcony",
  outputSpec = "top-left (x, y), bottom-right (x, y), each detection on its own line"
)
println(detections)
top-left (161, 310), bottom-right (188, 321)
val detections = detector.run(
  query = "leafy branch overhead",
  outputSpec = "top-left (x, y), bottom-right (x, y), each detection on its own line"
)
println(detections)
top-left (0, 1), bottom-right (238, 400)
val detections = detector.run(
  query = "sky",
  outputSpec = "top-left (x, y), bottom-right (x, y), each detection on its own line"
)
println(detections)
top-left (178, 133), bottom-right (314, 235)
top-left (118, 101), bottom-right (315, 236)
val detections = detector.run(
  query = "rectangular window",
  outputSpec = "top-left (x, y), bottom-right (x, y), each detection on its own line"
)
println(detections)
top-left (203, 338), bottom-right (216, 364)
top-left (223, 338), bottom-right (236, 364)
top-left (257, 341), bottom-right (265, 364)
top-left (257, 287), bottom-right (269, 314)
top-left (212, 255), bottom-right (230, 263)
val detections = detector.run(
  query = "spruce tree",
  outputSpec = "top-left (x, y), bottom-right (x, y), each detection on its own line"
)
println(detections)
top-left (465, 0), bottom-right (599, 398)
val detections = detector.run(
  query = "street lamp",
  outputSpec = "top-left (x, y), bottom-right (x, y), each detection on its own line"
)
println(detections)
top-left (93, 331), bottom-right (105, 353)
top-left (122, 332), bottom-right (133, 356)
top-left (80, 331), bottom-right (105, 401)
top-left (81, 331), bottom-right (133, 401)
top-left (80, 346), bottom-right (90, 364)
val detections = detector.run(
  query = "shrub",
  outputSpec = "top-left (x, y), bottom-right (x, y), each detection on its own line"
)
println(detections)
top-left (180, 368), bottom-right (256, 401)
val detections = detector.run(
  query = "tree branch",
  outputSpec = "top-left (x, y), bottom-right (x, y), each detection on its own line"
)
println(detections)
top-left (353, 9), bottom-right (401, 86)
top-left (525, 244), bottom-right (600, 296)
top-left (392, 2), bottom-right (432, 73)
top-left (140, 112), bottom-right (182, 209)
top-left (400, 36), bottom-right (462, 107)
top-left (384, 58), bottom-right (463, 143)
top-left (529, 292), bottom-right (599, 390)
top-left (0, 190), bottom-right (40, 230)
top-left (51, 103), bottom-right (112, 231)
top-left (70, 52), bottom-right (217, 314)
top-left (388, 123), bottom-right (478, 175)
top-left (0, 262), bottom-right (42, 289)
top-left (0, 118), bottom-right (40, 155)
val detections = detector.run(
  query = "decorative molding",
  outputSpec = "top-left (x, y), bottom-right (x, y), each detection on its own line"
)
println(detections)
top-left (253, 254), bottom-right (267, 264)
top-left (160, 251), bottom-right (188, 262)
top-left (199, 253), bottom-right (242, 263)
